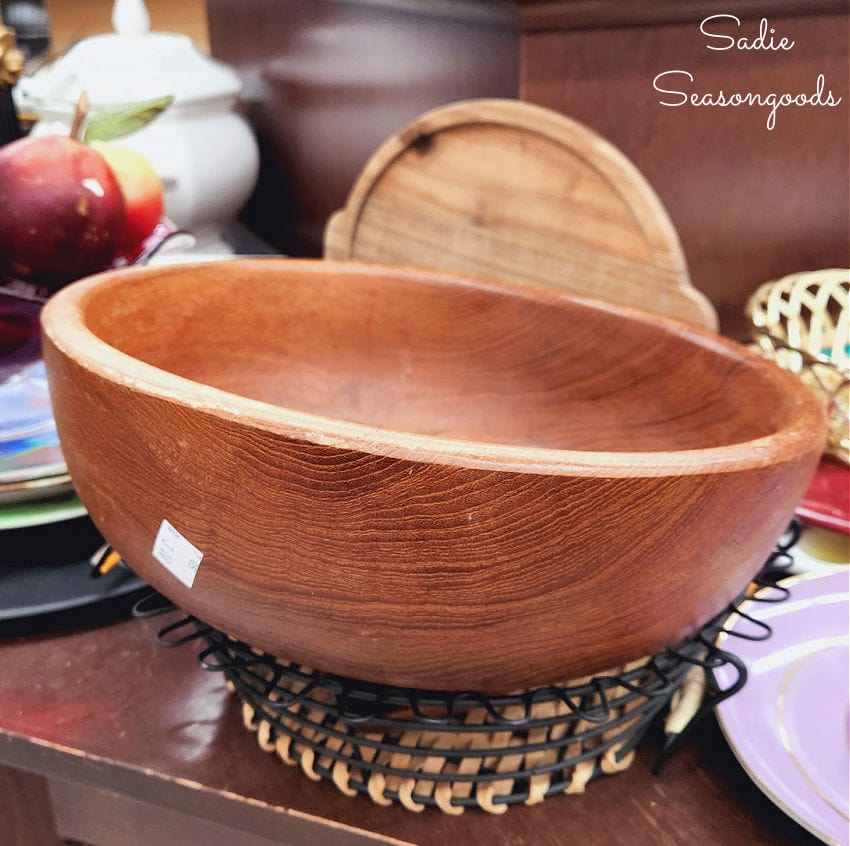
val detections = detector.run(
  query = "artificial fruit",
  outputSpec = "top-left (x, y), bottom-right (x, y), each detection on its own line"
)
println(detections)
top-left (0, 135), bottom-right (126, 290)
top-left (92, 142), bottom-right (164, 257)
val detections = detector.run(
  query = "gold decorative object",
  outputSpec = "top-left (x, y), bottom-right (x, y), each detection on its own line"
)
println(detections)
top-left (0, 26), bottom-right (25, 89)
top-left (747, 269), bottom-right (850, 464)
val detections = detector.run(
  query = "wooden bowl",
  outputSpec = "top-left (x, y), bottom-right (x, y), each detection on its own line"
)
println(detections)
top-left (41, 260), bottom-right (826, 692)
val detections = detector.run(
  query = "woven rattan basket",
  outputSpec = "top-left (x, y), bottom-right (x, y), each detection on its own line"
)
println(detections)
top-left (747, 269), bottom-right (849, 464)
top-left (235, 657), bottom-right (653, 814)
top-left (179, 624), bottom-right (723, 815)
top-left (147, 529), bottom-right (799, 814)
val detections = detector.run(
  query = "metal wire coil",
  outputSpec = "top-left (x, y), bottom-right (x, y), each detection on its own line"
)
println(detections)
top-left (145, 524), bottom-right (799, 813)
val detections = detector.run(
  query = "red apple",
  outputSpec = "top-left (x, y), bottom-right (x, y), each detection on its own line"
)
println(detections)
top-left (93, 143), bottom-right (164, 257)
top-left (0, 135), bottom-right (127, 290)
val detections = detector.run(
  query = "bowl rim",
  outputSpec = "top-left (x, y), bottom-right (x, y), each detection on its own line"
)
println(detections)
top-left (40, 258), bottom-right (827, 479)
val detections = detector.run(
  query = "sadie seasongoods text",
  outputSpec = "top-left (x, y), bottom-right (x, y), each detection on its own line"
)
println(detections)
top-left (652, 15), bottom-right (842, 130)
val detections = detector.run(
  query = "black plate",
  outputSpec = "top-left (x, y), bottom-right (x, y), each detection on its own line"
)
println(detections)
top-left (0, 514), bottom-right (149, 637)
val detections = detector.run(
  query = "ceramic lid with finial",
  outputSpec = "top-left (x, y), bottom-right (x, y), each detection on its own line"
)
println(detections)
top-left (17, 0), bottom-right (240, 108)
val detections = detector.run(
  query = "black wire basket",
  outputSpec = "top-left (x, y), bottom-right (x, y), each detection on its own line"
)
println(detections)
top-left (144, 524), bottom-right (799, 814)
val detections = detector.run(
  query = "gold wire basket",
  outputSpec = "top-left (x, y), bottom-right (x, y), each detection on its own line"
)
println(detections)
top-left (747, 269), bottom-right (849, 464)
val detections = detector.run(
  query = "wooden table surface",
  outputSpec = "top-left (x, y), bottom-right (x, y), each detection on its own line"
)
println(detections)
top-left (0, 610), bottom-right (822, 845)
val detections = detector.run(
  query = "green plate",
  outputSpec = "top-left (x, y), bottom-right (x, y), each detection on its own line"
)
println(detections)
top-left (0, 492), bottom-right (88, 531)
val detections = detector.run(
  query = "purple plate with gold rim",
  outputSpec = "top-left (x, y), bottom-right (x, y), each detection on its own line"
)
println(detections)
top-left (716, 570), bottom-right (850, 845)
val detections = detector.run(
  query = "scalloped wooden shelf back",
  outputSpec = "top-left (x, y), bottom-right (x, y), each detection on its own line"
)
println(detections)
top-left (325, 99), bottom-right (717, 330)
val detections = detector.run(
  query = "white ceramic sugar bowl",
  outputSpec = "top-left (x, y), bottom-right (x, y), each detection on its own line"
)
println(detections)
top-left (16, 0), bottom-right (259, 253)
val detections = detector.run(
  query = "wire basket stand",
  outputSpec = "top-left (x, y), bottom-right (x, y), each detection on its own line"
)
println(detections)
top-left (137, 524), bottom-right (801, 814)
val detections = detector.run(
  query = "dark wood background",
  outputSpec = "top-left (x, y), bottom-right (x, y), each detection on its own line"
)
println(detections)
top-left (519, 2), bottom-right (850, 336)
top-left (0, 613), bottom-right (824, 845)
top-left (206, 0), bottom-right (520, 257)
top-left (207, 0), bottom-right (848, 338)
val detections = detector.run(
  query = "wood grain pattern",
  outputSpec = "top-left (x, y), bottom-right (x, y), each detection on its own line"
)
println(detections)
top-left (206, 0), bottom-right (519, 256)
top-left (325, 100), bottom-right (717, 330)
top-left (0, 616), bottom-right (822, 845)
top-left (0, 765), bottom-right (59, 846)
top-left (516, 0), bottom-right (848, 31)
top-left (41, 260), bottom-right (825, 691)
top-left (520, 14), bottom-right (849, 338)
top-left (48, 779), bottom-right (308, 846)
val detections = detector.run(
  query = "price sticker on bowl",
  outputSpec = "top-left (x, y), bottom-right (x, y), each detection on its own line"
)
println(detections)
top-left (152, 519), bottom-right (204, 588)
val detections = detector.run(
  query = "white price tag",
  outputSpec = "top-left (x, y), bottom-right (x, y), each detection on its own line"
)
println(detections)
top-left (152, 519), bottom-right (204, 589)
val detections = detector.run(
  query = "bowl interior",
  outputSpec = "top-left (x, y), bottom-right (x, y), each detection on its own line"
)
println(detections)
top-left (80, 261), bottom-right (789, 453)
